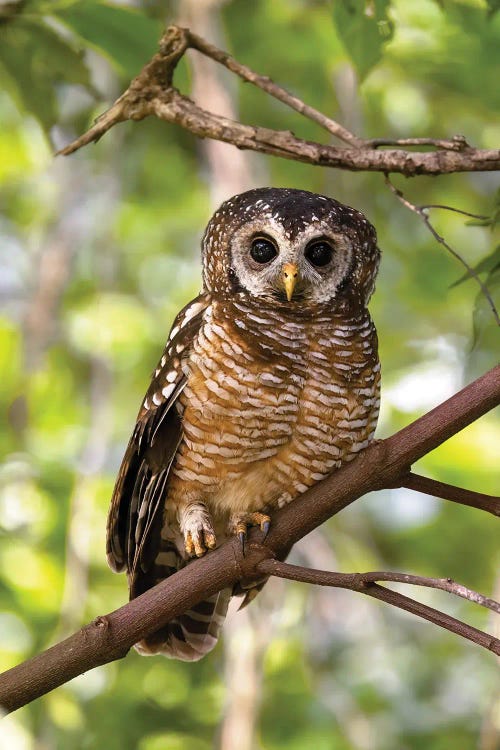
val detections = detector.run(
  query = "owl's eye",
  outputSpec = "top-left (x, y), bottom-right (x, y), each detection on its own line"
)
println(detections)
top-left (250, 237), bottom-right (278, 264)
top-left (305, 240), bottom-right (333, 267)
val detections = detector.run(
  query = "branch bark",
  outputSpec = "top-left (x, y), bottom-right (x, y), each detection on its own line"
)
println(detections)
top-left (400, 472), bottom-right (500, 517)
top-left (1, 365), bottom-right (498, 715)
top-left (57, 26), bottom-right (500, 176)
top-left (256, 560), bottom-right (500, 614)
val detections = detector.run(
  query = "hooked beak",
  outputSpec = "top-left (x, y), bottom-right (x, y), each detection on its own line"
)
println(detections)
top-left (282, 262), bottom-right (299, 301)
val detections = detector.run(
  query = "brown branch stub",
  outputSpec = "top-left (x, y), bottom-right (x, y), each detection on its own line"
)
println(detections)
top-left (58, 25), bottom-right (500, 175)
top-left (257, 559), bottom-right (500, 655)
top-left (400, 472), bottom-right (500, 517)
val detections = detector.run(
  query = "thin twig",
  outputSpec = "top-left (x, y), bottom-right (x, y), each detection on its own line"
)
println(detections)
top-left (368, 136), bottom-right (470, 151)
top-left (257, 559), bottom-right (500, 655)
top-left (419, 204), bottom-right (489, 220)
top-left (384, 175), bottom-right (500, 326)
top-left (186, 29), bottom-right (364, 148)
top-left (360, 572), bottom-right (500, 612)
top-left (400, 472), bottom-right (500, 517)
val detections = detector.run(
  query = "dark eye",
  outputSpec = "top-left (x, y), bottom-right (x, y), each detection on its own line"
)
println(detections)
top-left (305, 241), bottom-right (333, 267)
top-left (250, 237), bottom-right (278, 264)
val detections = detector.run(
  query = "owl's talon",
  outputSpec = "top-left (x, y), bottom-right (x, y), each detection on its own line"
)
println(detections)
top-left (238, 530), bottom-right (246, 553)
top-left (180, 503), bottom-right (217, 558)
top-left (229, 512), bottom-right (271, 548)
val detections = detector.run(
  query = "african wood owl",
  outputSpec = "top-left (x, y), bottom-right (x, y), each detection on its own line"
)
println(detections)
top-left (106, 187), bottom-right (381, 660)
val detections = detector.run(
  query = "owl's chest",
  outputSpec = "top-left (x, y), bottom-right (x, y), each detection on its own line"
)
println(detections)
top-left (181, 310), bottom-right (307, 433)
top-left (179, 302), bottom-right (377, 470)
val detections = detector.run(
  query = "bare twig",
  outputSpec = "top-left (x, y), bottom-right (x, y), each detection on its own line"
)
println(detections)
top-left (186, 29), bottom-right (364, 148)
top-left (367, 136), bottom-right (470, 151)
top-left (266, 563), bottom-right (500, 613)
top-left (419, 204), bottom-right (489, 219)
top-left (58, 26), bottom-right (500, 176)
top-left (0, 365), bottom-right (498, 714)
top-left (384, 175), bottom-right (500, 326)
top-left (399, 472), bottom-right (500, 517)
top-left (256, 559), bottom-right (500, 654)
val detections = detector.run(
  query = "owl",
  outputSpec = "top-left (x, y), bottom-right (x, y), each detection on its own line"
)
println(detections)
top-left (106, 187), bottom-right (381, 660)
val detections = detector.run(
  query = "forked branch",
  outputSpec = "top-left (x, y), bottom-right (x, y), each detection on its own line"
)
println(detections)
top-left (0, 365), bottom-right (498, 715)
top-left (256, 559), bottom-right (500, 653)
top-left (58, 26), bottom-right (500, 176)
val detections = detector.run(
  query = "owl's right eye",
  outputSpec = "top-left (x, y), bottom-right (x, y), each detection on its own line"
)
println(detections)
top-left (250, 237), bottom-right (278, 264)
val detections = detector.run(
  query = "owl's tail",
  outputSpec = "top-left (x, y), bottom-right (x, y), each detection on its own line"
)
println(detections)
top-left (129, 541), bottom-right (231, 661)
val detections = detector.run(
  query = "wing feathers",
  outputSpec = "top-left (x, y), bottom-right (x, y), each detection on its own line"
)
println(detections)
top-left (106, 295), bottom-right (210, 578)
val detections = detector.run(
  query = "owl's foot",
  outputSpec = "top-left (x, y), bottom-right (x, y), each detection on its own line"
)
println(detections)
top-left (179, 502), bottom-right (217, 558)
top-left (228, 511), bottom-right (271, 552)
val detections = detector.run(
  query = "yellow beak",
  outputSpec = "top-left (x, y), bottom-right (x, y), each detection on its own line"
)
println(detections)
top-left (282, 262), bottom-right (299, 301)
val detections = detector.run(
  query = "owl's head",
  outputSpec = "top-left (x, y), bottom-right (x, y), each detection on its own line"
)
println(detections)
top-left (201, 188), bottom-right (380, 307)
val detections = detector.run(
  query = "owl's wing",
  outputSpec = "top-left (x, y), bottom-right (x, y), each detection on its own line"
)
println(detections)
top-left (106, 294), bottom-right (210, 577)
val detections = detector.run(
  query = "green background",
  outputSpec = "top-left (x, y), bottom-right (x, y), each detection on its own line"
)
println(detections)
top-left (0, 1), bottom-right (499, 748)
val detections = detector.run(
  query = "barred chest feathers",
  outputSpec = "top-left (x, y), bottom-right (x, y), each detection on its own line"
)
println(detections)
top-left (169, 295), bottom-right (380, 518)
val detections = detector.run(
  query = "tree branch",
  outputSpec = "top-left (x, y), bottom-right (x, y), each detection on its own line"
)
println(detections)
top-left (256, 559), bottom-right (500, 614)
top-left (57, 26), bottom-right (500, 176)
top-left (186, 28), bottom-right (364, 148)
top-left (0, 365), bottom-right (498, 714)
top-left (256, 559), bottom-right (500, 654)
top-left (399, 472), bottom-right (500, 517)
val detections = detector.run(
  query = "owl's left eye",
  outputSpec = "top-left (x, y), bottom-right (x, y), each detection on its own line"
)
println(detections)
top-left (250, 237), bottom-right (278, 264)
top-left (305, 240), bottom-right (333, 267)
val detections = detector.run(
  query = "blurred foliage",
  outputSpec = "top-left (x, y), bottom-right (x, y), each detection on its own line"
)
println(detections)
top-left (0, 1), bottom-right (499, 749)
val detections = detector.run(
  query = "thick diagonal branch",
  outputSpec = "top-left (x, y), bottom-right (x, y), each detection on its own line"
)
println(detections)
top-left (58, 26), bottom-right (500, 176)
top-left (0, 365), bottom-right (498, 715)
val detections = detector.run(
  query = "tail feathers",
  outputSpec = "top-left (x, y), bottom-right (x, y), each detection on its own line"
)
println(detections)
top-left (130, 542), bottom-right (231, 661)
top-left (135, 589), bottom-right (231, 661)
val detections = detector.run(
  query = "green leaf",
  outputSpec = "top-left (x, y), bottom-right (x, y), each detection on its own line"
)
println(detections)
top-left (332, 0), bottom-right (394, 80)
top-left (54, 2), bottom-right (163, 79)
top-left (486, 0), bottom-right (500, 19)
top-left (450, 245), bottom-right (500, 288)
top-left (0, 17), bottom-right (91, 131)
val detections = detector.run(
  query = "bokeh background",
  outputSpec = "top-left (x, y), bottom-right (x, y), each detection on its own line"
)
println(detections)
top-left (0, 1), bottom-right (499, 748)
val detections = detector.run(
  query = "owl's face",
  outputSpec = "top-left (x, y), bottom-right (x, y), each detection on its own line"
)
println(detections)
top-left (202, 188), bottom-right (380, 307)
